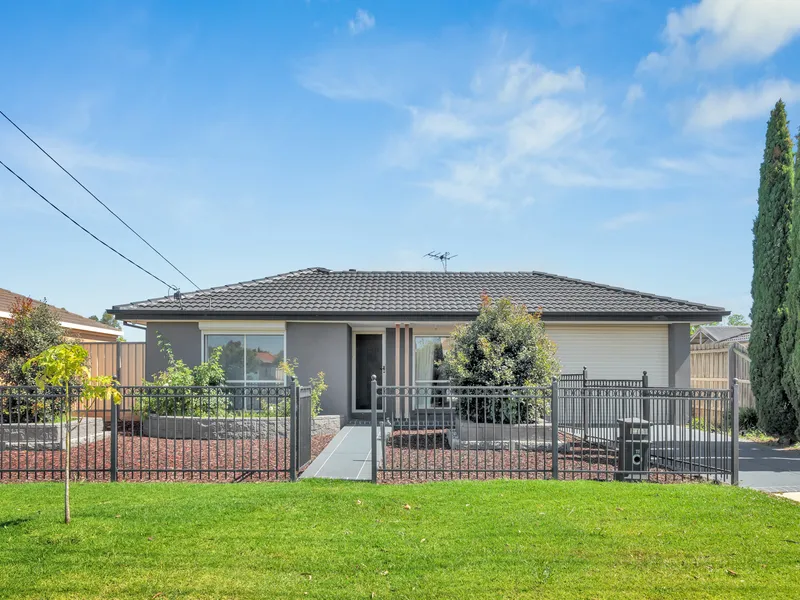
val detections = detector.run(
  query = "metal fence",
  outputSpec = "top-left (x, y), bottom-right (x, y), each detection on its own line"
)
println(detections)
top-left (371, 377), bottom-right (739, 485)
top-left (0, 381), bottom-right (313, 482)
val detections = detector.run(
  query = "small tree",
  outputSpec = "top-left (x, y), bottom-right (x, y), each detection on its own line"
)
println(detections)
top-left (279, 358), bottom-right (328, 417)
top-left (0, 297), bottom-right (64, 386)
top-left (441, 295), bottom-right (561, 423)
top-left (23, 344), bottom-right (120, 524)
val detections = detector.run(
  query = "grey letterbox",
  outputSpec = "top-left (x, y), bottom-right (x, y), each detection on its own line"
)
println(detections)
top-left (615, 417), bottom-right (650, 482)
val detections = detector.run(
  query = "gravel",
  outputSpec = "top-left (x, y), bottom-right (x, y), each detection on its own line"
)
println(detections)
top-left (0, 433), bottom-right (335, 482)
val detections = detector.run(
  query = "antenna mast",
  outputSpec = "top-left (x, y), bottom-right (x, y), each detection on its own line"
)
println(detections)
top-left (424, 251), bottom-right (458, 272)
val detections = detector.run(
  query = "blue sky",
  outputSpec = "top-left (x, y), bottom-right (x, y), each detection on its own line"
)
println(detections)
top-left (2, 0), bottom-right (800, 341)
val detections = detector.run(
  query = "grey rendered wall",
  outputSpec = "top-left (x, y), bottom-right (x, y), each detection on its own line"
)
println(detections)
top-left (145, 322), bottom-right (202, 379)
top-left (668, 323), bottom-right (691, 387)
top-left (385, 327), bottom-right (413, 387)
top-left (286, 322), bottom-right (350, 418)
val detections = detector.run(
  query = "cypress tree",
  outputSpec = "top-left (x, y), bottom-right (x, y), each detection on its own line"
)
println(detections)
top-left (786, 130), bottom-right (800, 438)
top-left (751, 100), bottom-right (796, 437)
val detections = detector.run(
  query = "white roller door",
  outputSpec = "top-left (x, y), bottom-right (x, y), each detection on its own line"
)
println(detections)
top-left (545, 324), bottom-right (669, 386)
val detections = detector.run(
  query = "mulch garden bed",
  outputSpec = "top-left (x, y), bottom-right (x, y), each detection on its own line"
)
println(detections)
top-left (378, 429), bottom-right (691, 484)
top-left (0, 433), bottom-right (335, 483)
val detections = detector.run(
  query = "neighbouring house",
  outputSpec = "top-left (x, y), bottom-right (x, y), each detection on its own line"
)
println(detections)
top-left (690, 325), bottom-right (751, 348)
top-left (0, 287), bottom-right (121, 343)
top-left (110, 268), bottom-right (728, 421)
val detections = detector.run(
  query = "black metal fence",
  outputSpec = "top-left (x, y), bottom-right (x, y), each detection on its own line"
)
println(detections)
top-left (371, 378), bottom-right (739, 484)
top-left (0, 380), bottom-right (313, 482)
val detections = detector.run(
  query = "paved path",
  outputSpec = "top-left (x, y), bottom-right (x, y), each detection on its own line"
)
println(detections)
top-left (301, 424), bottom-right (373, 480)
top-left (739, 441), bottom-right (800, 492)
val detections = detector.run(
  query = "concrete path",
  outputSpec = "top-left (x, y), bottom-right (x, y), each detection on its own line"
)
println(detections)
top-left (301, 424), bottom-right (373, 480)
top-left (739, 441), bottom-right (800, 492)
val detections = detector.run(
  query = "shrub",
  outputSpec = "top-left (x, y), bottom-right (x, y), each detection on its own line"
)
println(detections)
top-left (441, 295), bottom-right (561, 423)
top-left (0, 297), bottom-right (65, 386)
top-left (280, 358), bottom-right (328, 417)
top-left (738, 406), bottom-right (759, 432)
top-left (0, 298), bottom-right (66, 422)
top-left (140, 336), bottom-right (228, 416)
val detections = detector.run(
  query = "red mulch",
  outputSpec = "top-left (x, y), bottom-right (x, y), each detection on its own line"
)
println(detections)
top-left (378, 430), bottom-right (689, 484)
top-left (0, 433), bottom-right (336, 483)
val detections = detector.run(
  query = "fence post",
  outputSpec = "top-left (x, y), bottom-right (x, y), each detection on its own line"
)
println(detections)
top-left (110, 399), bottom-right (118, 482)
top-left (732, 380), bottom-right (740, 486)
top-left (641, 371), bottom-right (650, 422)
top-left (290, 377), bottom-right (298, 482)
top-left (110, 340), bottom-right (122, 483)
top-left (727, 345), bottom-right (736, 390)
top-left (371, 375), bottom-right (378, 484)
top-left (551, 378), bottom-right (559, 480)
top-left (581, 366), bottom-right (589, 441)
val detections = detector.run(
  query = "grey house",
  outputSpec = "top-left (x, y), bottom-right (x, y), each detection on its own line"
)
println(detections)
top-left (111, 268), bottom-right (727, 421)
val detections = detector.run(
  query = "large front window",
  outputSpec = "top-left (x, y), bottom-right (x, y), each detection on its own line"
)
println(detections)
top-left (414, 336), bottom-right (451, 408)
top-left (205, 334), bottom-right (285, 385)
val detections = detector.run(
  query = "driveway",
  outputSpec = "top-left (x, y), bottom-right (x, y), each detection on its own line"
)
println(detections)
top-left (738, 440), bottom-right (800, 492)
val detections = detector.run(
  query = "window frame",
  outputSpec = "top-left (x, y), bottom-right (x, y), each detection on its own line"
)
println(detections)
top-left (412, 334), bottom-right (452, 409)
top-left (201, 325), bottom-right (287, 386)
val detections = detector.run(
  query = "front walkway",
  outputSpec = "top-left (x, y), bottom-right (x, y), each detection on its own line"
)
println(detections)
top-left (301, 423), bottom-right (373, 480)
top-left (739, 440), bottom-right (800, 492)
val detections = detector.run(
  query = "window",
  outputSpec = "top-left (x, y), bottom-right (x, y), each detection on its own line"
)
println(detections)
top-left (414, 336), bottom-right (451, 408)
top-left (205, 334), bottom-right (285, 385)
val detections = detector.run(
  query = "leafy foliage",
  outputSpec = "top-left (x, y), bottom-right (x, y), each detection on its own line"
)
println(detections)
top-left (786, 130), bottom-right (800, 439)
top-left (22, 343), bottom-right (120, 524)
top-left (280, 358), bottom-right (328, 417)
top-left (441, 295), bottom-right (560, 423)
top-left (89, 312), bottom-right (120, 329)
top-left (738, 406), bottom-right (759, 432)
top-left (752, 101), bottom-right (797, 436)
top-left (0, 297), bottom-right (65, 385)
top-left (140, 336), bottom-right (228, 416)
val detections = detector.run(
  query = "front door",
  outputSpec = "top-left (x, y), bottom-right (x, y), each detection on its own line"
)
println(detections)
top-left (355, 334), bottom-right (382, 411)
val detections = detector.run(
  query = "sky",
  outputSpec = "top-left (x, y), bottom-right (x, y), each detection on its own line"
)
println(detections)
top-left (2, 0), bottom-right (800, 342)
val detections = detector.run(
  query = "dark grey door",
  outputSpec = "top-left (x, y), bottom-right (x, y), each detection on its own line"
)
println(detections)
top-left (355, 334), bottom-right (382, 410)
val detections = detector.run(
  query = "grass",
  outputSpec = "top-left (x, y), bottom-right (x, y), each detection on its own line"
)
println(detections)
top-left (0, 481), bottom-right (798, 599)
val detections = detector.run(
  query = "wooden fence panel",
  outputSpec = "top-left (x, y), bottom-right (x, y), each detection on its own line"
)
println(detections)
top-left (79, 342), bottom-right (146, 417)
top-left (690, 341), bottom-right (754, 410)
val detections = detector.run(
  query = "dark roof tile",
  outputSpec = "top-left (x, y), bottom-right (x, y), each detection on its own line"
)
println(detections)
top-left (112, 268), bottom-right (725, 318)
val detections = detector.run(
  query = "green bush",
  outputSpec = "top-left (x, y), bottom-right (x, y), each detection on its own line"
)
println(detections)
top-left (441, 295), bottom-right (560, 423)
top-left (0, 298), bottom-right (66, 422)
top-left (140, 336), bottom-right (229, 416)
top-left (738, 406), bottom-right (759, 432)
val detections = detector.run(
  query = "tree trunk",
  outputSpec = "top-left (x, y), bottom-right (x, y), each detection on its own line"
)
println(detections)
top-left (64, 382), bottom-right (71, 525)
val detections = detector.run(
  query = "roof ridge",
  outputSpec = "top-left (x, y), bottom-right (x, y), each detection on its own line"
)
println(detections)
top-left (323, 269), bottom-right (724, 311)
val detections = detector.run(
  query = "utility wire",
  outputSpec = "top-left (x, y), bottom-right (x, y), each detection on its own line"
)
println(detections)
top-left (0, 158), bottom-right (178, 292)
top-left (0, 109), bottom-right (201, 291)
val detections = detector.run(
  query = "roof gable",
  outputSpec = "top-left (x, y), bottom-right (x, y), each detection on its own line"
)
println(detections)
top-left (112, 268), bottom-right (726, 320)
top-left (0, 288), bottom-right (120, 333)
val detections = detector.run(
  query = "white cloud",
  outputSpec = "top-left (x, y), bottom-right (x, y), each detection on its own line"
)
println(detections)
top-left (348, 9), bottom-right (375, 36)
top-left (624, 84), bottom-right (644, 107)
top-left (410, 108), bottom-right (477, 140)
top-left (601, 210), bottom-right (652, 230)
top-left (686, 79), bottom-right (800, 129)
top-left (639, 0), bottom-right (800, 73)
top-left (493, 59), bottom-right (585, 103)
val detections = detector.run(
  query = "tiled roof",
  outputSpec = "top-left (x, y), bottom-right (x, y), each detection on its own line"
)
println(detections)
top-left (718, 331), bottom-right (751, 344)
top-left (0, 288), bottom-right (120, 333)
top-left (112, 268), bottom-right (726, 319)
top-left (694, 325), bottom-right (751, 343)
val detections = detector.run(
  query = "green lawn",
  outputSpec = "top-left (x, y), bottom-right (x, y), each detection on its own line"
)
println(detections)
top-left (1, 481), bottom-right (798, 599)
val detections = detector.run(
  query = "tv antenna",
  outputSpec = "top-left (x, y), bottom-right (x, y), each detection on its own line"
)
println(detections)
top-left (424, 251), bottom-right (458, 272)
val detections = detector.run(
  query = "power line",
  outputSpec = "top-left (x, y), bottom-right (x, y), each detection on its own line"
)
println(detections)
top-left (0, 158), bottom-right (178, 292)
top-left (0, 109), bottom-right (201, 291)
